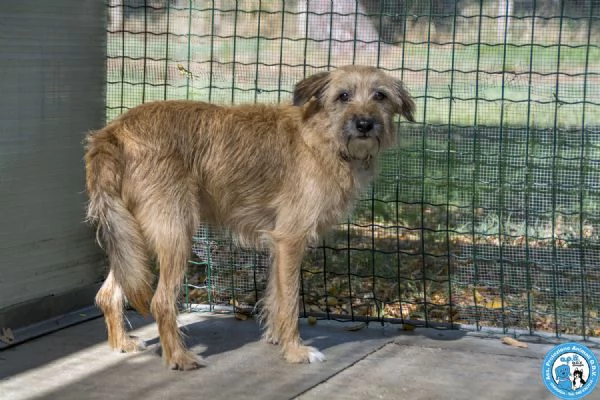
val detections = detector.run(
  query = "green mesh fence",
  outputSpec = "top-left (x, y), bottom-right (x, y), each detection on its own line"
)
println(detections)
top-left (106, 0), bottom-right (600, 341)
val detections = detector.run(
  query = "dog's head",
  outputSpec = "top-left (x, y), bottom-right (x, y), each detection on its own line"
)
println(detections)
top-left (293, 65), bottom-right (415, 161)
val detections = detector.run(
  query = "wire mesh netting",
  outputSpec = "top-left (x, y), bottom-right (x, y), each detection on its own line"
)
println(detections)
top-left (106, 0), bottom-right (600, 341)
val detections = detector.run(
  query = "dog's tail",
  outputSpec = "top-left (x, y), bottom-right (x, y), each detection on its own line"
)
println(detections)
top-left (85, 127), bottom-right (153, 315)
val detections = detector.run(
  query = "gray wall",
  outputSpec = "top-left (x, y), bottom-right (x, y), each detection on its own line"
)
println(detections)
top-left (0, 1), bottom-right (107, 330)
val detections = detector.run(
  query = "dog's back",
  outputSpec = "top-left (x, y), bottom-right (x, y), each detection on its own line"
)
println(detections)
top-left (86, 101), bottom-right (313, 247)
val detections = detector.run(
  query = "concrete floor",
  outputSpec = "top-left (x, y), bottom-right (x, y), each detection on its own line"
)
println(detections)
top-left (0, 311), bottom-right (576, 399)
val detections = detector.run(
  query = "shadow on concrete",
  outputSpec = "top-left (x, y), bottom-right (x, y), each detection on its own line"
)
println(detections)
top-left (0, 311), bottom-right (154, 380)
top-left (1, 309), bottom-right (469, 381)
top-left (2, 311), bottom-right (559, 400)
top-left (2, 313), bottom-right (406, 400)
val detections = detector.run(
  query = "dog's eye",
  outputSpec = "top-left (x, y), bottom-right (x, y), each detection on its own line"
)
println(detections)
top-left (338, 92), bottom-right (350, 103)
top-left (373, 91), bottom-right (387, 101)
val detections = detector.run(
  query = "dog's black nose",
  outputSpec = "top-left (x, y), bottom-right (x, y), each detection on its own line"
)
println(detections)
top-left (355, 118), bottom-right (374, 134)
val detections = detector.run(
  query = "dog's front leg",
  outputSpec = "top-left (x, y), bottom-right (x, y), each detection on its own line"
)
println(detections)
top-left (263, 233), bottom-right (325, 363)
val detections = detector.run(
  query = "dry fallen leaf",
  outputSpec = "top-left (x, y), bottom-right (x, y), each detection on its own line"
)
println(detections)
top-left (501, 336), bottom-right (528, 348)
top-left (484, 297), bottom-right (503, 309)
top-left (1, 327), bottom-right (15, 344)
top-left (344, 322), bottom-right (367, 331)
top-left (234, 313), bottom-right (248, 321)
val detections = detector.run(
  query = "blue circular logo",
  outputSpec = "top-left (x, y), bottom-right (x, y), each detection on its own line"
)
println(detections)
top-left (542, 342), bottom-right (598, 399)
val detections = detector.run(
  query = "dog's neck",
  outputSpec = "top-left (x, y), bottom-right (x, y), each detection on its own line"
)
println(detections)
top-left (299, 116), bottom-right (376, 193)
top-left (349, 158), bottom-right (377, 188)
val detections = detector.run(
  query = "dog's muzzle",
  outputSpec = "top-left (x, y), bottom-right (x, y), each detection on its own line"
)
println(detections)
top-left (345, 116), bottom-right (382, 139)
top-left (344, 116), bottom-right (382, 161)
top-left (355, 117), bottom-right (375, 134)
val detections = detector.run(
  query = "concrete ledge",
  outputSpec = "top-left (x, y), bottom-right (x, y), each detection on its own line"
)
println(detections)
top-left (0, 283), bottom-right (102, 348)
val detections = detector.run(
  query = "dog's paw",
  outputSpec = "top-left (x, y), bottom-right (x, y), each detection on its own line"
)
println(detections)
top-left (307, 347), bottom-right (326, 363)
top-left (116, 335), bottom-right (146, 353)
top-left (167, 350), bottom-right (204, 371)
top-left (283, 345), bottom-right (326, 364)
top-left (262, 330), bottom-right (279, 345)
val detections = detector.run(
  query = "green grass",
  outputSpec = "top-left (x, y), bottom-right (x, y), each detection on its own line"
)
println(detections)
top-left (107, 28), bottom-right (600, 127)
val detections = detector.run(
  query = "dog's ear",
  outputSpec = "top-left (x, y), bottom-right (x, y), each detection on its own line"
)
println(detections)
top-left (300, 96), bottom-right (321, 120)
top-left (293, 71), bottom-right (331, 106)
top-left (393, 80), bottom-right (416, 122)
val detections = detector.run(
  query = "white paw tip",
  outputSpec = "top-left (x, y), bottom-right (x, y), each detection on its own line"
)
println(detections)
top-left (308, 348), bottom-right (326, 363)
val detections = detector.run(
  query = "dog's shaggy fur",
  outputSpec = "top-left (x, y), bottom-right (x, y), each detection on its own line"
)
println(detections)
top-left (85, 65), bottom-right (414, 370)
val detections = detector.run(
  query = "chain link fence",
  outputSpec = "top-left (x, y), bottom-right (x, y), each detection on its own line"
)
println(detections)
top-left (106, 0), bottom-right (600, 341)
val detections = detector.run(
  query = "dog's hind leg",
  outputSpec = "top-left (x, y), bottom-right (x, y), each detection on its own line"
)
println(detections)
top-left (91, 189), bottom-right (154, 355)
top-left (94, 208), bottom-right (153, 353)
top-left (263, 233), bottom-right (326, 363)
top-left (96, 269), bottom-right (147, 352)
top-left (87, 127), bottom-right (154, 353)
top-left (141, 194), bottom-right (202, 371)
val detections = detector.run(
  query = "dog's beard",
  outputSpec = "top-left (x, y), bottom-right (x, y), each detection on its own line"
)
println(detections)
top-left (346, 137), bottom-right (380, 160)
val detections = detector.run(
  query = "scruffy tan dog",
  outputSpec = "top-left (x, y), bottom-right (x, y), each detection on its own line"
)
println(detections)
top-left (85, 65), bottom-right (414, 370)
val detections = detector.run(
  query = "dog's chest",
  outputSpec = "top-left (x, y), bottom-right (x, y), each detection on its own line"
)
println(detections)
top-left (309, 172), bottom-right (367, 232)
